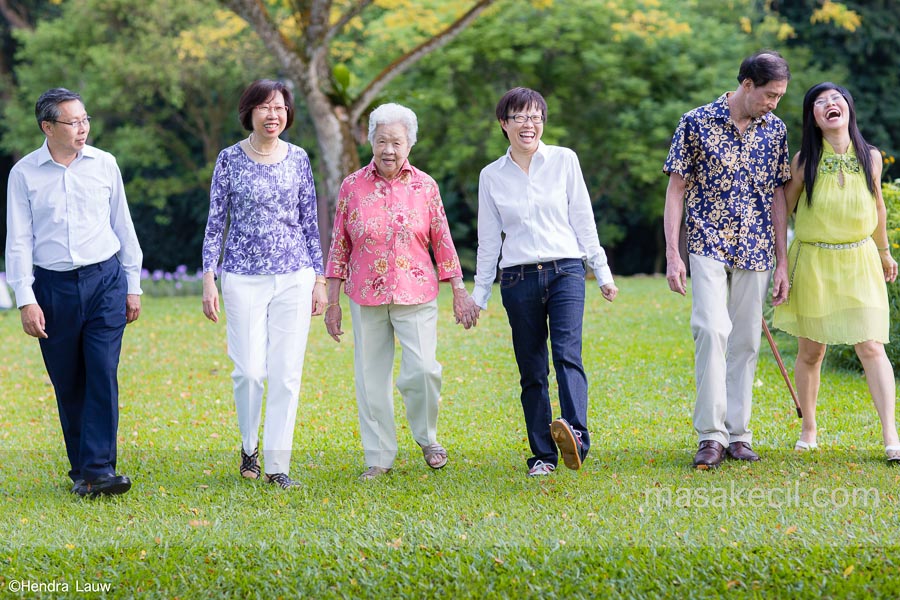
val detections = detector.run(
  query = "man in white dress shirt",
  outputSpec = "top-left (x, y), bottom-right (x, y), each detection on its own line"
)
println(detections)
top-left (5, 88), bottom-right (143, 497)
top-left (473, 87), bottom-right (618, 477)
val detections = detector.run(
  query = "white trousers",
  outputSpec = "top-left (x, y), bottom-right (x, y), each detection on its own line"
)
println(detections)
top-left (222, 269), bottom-right (314, 474)
top-left (689, 254), bottom-right (770, 447)
top-left (349, 299), bottom-right (442, 469)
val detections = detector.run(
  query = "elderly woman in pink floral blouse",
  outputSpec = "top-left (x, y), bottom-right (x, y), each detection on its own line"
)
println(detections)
top-left (324, 102), bottom-right (477, 481)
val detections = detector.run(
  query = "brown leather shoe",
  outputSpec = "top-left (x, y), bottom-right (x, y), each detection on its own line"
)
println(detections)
top-left (726, 442), bottom-right (760, 462)
top-left (693, 440), bottom-right (725, 468)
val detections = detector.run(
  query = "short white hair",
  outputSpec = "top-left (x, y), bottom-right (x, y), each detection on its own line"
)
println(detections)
top-left (367, 103), bottom-right (418, 147)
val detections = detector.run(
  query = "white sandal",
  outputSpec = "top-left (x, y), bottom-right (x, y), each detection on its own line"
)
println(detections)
top-left (885, 445), bottom-right (900, 463)
top-left (794, 439), bottom-right (818, 452)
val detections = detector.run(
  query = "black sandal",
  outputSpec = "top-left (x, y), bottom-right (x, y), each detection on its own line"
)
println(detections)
top-left (240, 447), bottom-right (260, 479)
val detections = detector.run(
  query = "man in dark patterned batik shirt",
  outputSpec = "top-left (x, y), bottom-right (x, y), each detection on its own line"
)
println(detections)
top-left (663, 51), bottom-right (792, 469)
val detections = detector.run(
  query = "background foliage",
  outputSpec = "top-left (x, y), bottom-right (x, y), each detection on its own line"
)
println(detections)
top-left (3, 0), bottom-right (891, 274)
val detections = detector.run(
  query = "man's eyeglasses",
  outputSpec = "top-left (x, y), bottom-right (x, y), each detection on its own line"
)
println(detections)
top-left (51, 117), bottom-right (92, 129)
top-left (506, 113), bottom-right (544, 124)
top-left (813, 94), bottom-right (844, 108)
top-left (255, 105), bottom-right (287, 114)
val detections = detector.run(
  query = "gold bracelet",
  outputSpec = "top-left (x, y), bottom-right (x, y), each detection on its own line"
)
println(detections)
top-left (877, 246), bottom-right (891, 252)
top-left (326, 302), bottom-right (340, 309)
top-left (315, 276), bottom-right (327, 284)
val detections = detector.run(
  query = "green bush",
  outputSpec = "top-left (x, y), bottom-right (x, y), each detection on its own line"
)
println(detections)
top-left (828, 178), bottom-right (900, 371)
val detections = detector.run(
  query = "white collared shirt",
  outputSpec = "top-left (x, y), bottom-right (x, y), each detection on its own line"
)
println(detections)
top-left (473, 142), bottom-right (613, 309)
top-left (5, 140), bottom-right (143, 307)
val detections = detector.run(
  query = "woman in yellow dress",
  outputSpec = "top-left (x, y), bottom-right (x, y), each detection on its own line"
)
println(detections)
top-left (774, 82), bottom-right (899, 462)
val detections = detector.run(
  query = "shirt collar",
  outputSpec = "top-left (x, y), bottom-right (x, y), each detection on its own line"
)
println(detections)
top-left (364, 157), bottom-right (413, 181)
top-left (715, 93), bottom-right (771, 129)
top-left (36, 138), bottom-right (97, 166)
top-left (501, 140), bottom-right (547, 167)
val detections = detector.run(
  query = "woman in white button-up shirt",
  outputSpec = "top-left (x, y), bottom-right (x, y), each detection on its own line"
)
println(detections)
top-left (472, 87), bottom-right (617, 478)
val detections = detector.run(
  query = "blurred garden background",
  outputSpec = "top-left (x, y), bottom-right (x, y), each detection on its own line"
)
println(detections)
top-left (3, 0), bottom-right (900, 366)
top-left (3, 2), bottom-right (900, 597)
top-left (1, 0), bottom-right (899, 276)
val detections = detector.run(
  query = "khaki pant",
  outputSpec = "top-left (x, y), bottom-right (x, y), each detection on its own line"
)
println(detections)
top-left (689, 254), bottom-right (770, 447)
top-left (350, 299), bottom-right (442, 469)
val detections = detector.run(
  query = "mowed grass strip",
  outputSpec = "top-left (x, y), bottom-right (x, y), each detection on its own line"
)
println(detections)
top-left (2, 276), bottom-right (899, 599)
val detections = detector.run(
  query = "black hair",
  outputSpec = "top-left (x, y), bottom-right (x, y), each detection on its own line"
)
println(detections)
top-left (495, 87), bottom-right (548, 140)
top-left (237, 79), bottom-right (295, 131)
top-left (35, 88), bottom-right (83, 131)
top-left (737, 50), bottom-right (791, 87)
top-left (798, 82), bottom-right (875, 206)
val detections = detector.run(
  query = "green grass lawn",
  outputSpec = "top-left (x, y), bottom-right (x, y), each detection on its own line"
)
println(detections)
top-left (2, 276), bottom-right (899, 598)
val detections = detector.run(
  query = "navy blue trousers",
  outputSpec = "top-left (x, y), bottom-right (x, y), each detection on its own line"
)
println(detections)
top-left (500, 258), bottom-right (590, 469)
top-left (34, 256), bottom-right (127, 482)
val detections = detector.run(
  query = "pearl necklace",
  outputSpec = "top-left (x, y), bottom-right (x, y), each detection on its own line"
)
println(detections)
top-left (248, 133), bottom-right (279, 156)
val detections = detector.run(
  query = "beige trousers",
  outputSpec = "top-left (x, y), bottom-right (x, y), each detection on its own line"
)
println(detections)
top-left (349, 299), bottom-right (442, 469)
top-left (689, 254), bottom-right (770, 447)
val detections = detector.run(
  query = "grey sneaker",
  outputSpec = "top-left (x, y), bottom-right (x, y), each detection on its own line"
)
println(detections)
top-left (264, 473), bottom-right (300, 489)
top-left (527, 460), bottom-right (555, 477)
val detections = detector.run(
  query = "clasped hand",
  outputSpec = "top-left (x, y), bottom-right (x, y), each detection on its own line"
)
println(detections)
top-left (453, 291), bottom-right (479, 329)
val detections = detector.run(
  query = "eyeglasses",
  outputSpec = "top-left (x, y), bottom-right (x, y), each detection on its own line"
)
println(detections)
top-left (813, 94), bottom-right (844, 108)
top-left (51, 117), bottom-right (91, 129)
top-left (255, 105), bottom-right (287, 114)
top-left (506, 113), bottom-right (545, 124)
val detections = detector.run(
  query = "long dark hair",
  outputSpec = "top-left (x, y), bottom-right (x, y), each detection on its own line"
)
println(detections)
top-left (799, 82), bottom-right (875, 206)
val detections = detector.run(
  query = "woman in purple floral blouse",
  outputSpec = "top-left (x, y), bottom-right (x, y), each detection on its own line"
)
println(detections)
top-left (201, 80), bottom-right (327, 489)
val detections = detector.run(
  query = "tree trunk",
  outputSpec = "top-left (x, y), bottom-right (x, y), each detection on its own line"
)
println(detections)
top-left (303, 85), bottom-right (360, 251)
top-left (221, 0), bottom-right (498, 251)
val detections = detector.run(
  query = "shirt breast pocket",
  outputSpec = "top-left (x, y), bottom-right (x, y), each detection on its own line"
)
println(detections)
top-left (80, 186), bottom-right (112, 222)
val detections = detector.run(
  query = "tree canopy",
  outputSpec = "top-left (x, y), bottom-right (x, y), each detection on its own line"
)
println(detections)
top-left (0, 0), bottom-right (891, 274)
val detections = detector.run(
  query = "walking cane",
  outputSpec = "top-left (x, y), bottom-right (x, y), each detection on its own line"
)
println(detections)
top-left (761, 318), bottom-right (802, 418)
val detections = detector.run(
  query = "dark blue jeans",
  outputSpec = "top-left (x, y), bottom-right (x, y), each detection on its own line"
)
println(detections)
top-left (34, 256), bottom-right (127, 482)
top-left (500, 258), bottom-right (590, 468)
